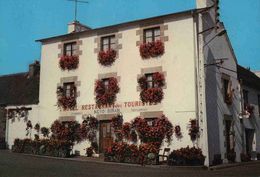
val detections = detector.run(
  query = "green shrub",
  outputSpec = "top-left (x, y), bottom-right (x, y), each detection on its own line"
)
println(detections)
top-left (12, 138), bottom-right (72, 158)
top-left (168, 146), bottom-right (205, 166)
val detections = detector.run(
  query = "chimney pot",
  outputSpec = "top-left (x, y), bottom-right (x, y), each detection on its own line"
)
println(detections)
top-left (29, 60), bottom-right (40, 77)
top-left (68, 21), bottom-right (91, 33)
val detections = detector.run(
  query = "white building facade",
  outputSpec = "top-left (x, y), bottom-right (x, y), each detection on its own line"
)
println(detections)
top-left (38, 10), bottom-right (200, 157)
top-left (2, 0), bottom-right (260, 167)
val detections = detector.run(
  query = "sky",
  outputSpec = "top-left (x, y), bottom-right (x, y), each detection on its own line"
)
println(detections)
top-left (0, 0), bottom-right (259, 75)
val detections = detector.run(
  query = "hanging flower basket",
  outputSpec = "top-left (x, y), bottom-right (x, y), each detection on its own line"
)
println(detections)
top-left (95, 77), bottom-right (120, 107)
top-left (188, 119), bottom-right (199, 141)
top-left (138, 72), bottom-right (165, 104)
top-left (59, 55), bottom-right (79, 70)
top-left (139, 40), bottom-right (164, 59)
top-left (98, 49), bottom-right (117, 66)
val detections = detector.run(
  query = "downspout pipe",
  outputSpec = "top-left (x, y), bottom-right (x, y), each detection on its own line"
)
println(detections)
top-left (193, 10), bottom-right (210, 167)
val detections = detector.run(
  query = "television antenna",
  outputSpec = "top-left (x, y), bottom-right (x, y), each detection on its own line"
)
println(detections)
top-left (67, 0), bottom-right (88, 21)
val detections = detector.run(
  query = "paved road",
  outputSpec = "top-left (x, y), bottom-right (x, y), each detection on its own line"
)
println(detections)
top-left (1, 150), bottom-right (260, 177)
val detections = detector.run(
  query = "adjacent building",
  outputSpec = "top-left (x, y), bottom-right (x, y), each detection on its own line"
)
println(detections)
top-left (238, 65), bottom-right (260, 159)
top-left (0, 61), bottom-right (40, 148)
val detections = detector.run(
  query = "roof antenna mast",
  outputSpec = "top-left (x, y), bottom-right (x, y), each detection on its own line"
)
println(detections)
top-left (67, 0), bottom-right (88, 22)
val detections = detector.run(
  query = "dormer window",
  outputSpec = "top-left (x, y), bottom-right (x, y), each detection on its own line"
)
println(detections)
top-left (101, 35), bottom-right (116, 51)
top-left (144, 27), bottom-right (160, 43)
top-left (64, 42), bottom-right (77, 56)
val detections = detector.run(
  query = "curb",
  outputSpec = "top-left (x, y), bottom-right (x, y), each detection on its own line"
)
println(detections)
top-left (209, 161), bottom-right (260, 170)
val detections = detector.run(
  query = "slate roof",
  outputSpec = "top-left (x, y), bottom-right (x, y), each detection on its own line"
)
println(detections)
top-left (36, 8), bottom-right (202, 43)
top-left (237, 65), bottom-right (260, 91)
top-left (0, 72), bottom-right (40, 106)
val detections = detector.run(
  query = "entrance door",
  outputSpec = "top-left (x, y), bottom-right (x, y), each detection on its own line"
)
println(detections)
top-left (225, 120), bottom-right (233, 153)
top-left (99, 121), bottom-right (114, 153)
top-left (0, 107), bottom-right (6, 149)
top-left (245, 128), bottom-right (255, 157)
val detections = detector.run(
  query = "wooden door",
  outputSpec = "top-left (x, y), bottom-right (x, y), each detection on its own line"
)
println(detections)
top-left (99, 121), bottom-right (113, 153)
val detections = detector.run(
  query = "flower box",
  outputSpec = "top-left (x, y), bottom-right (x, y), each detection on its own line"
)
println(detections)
top-left (57, 96), bottom-right (77, 111)
top-left (138, 72), bottom-right (165, 104)
top-left (98, 49), bottom-right (117, 66)
top-left (95, 77), bottom-right (119, 107)
top-left (139, 40), bottom-right (164, 59)
top-left (59, 55), bottom-right (79, 71)
top-left (140, 88), bottom-right (164, 104)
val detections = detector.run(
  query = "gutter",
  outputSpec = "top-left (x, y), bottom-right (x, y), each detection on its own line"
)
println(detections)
top-left (35, 8), bottom-right (209, 43)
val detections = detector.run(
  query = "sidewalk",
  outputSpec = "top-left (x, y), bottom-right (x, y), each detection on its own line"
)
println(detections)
top-left (209, 160), bottom-right (260, 170)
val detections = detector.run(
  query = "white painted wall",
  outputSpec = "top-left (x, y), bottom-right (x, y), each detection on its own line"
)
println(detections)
top-left (38, 14), bottom-right (199, 155)
top-left (205, 31), bottom-right (244, 163)
top-left (6, 105), bottom-right (39, 148)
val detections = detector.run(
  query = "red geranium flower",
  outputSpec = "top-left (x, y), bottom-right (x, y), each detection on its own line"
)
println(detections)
top-left (139, 40), bottom-right (164, 59)
top-left (95, 77), bottom-right (120, 107)
top-left (138, 72), bottom-right (165, 104)
top-left (59, 55), bottom-right (79, 70)
top-left (98, 49), bottom-right (117, 66)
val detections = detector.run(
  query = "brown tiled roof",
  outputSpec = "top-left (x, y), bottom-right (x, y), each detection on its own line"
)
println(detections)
top-left (0, 72), bottom-right (40, 106)
top-left (237, 65), bottom-right (260, 90)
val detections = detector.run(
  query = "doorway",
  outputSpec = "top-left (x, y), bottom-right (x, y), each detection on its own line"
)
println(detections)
top-left (99, 120), bottom-right (114, 153)
top-left (245, 128), bottom-right (255, 157)
top-left (225, 119), bottom-right (234, 154)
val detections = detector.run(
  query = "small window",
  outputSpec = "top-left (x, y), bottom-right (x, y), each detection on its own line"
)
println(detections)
top-left (144, 27), bottom-right (160, 43)
top-left (145, 73), bottom-right (157, 89)
top-left (222, 78), bottom-right (229, 100)
top-left (101, 35), bottom-right (116, 51)
top-left (102, 78), bottom-right (110, 90)
top-left (258, 95), bottom-right (260, 115)
top-left (243, 90), bottom-right (249, 108)
top-left (64, 42), bottom-right (77, 56)
top-left (63, 82), bottom-right (76, 98)
top-left (145, 117), bottom-right (157, 126)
